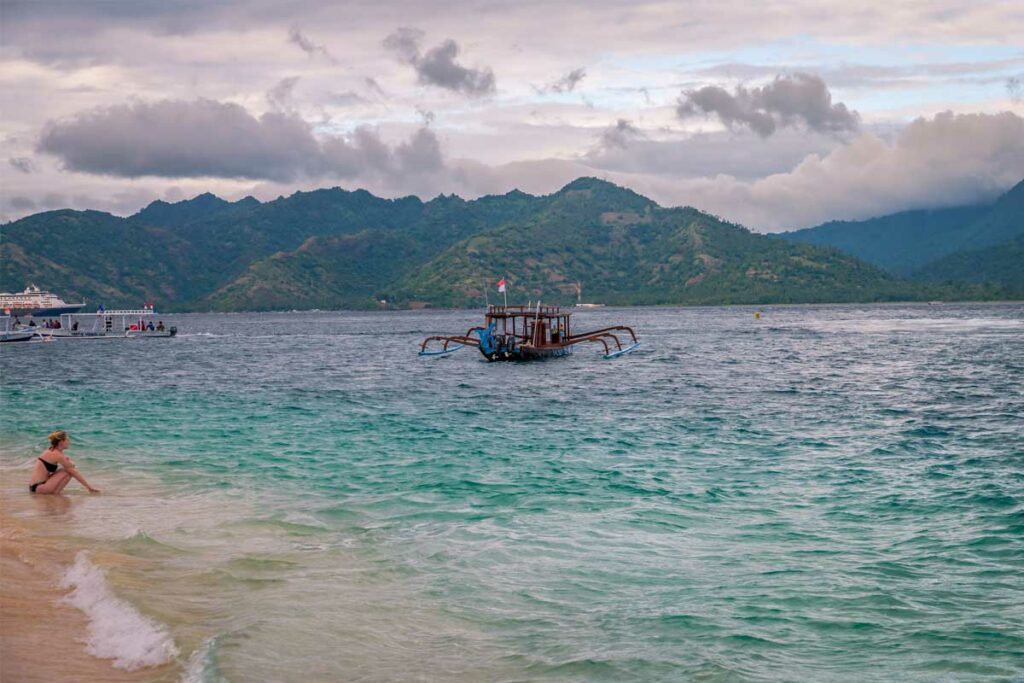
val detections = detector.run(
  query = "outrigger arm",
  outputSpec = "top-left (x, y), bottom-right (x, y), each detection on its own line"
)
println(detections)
top-left (418, 326), bottom-right (484, 356)
top-left (564, 325), bottom-right (640, 359)
top-left (419, 321), bottom-right (639, 360)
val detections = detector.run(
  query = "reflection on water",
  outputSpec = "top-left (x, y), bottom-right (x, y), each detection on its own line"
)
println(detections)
top-left (29, 490), bottom-right (73, 518)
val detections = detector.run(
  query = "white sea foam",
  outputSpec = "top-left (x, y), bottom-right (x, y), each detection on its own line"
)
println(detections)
top-left (60, 551), bottom-right (179, 670)
top-left (182, 638), bottom-right (229, 683)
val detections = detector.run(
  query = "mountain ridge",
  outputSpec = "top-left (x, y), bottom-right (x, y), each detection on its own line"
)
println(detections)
top-left (2, 178), bottom-right (1016, 310)
top-left (780, 179), bottom-right (1024, 288)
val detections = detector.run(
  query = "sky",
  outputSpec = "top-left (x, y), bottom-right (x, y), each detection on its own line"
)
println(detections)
top-left (2, 0), bottom-right (1023, 231)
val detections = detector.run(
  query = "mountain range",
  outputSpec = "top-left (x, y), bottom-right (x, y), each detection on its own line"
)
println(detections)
top-left (781, 179), bottom-right (1023, 292)
top-left (1, 177), bottom-right (1019, 311)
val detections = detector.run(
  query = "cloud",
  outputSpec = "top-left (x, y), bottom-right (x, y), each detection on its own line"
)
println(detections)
top-left (695, 58), bottom-right (1024, 90)
top-left (416, 107), bottom-right (436, 125)
top-left (9, 196), bottom-right (37, 210)
top-left (267, 76), bottom-right (301, 111)
top-left (36, 98), bottom-right (445, 184)
top-left (327, 91), bottom-right (371, 107)
top-left (599, 119), bottom-right (642, 149)
top-left (585, 127), bottom-right (840, 180)
top-left (287, 26), bottom-right (335, 62)
top-left (1009, 76), bottom-right (1023, 103)
top-left (539, 67), bottom-right (587, 94)
top-left (9, 157), bottom-right (35, 173)
top-left (649, 111), bottom-right (1024, 230)
top-left (383, 27), bottom-right (495, 96)
top-left (364, 77), bottom-right (386, 97)
top-left (678, 73), bottom-right (859, 137)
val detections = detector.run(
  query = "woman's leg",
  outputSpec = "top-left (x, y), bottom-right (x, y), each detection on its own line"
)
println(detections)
top-left (33, 471), bottom-right (71, 494)
top-left (53, 472), bottom-right (73, 493)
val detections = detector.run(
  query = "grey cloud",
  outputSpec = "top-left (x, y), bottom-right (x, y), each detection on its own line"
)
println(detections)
top-left (9, 196), bottom-right (37, 210)
top-left (679, 84), bottom-right (776, 136)
top-left (4, 192), bottom-right (68, 220)
top-left (383, 27), bottom-right (423, 63)
top-left (287, 26), bottom-right (335, 62)
top-left (678, 73), bottom-right (859, 137)
top-left (383, 28), bottom-right (496, 96)
top-left (267, 76), bottom-right (301, 111)
top-left (586, 127), bottom-right (839, 180)
top-left (540, 67), bottom-right (587, 94)
top-left (327, 91), bottom-right (371, 107)
top-left (395, 128), bottom-right (443, 174)
top-left (1009, 76), bottom-right (1023, 102)
top-left (417, 108), bottom-right (436, 125)
top-left (364, 77), bottom-right (386, 97)
top-left (599, 119), bottom-right (642, 149)
top-left (37, 98), bottom-right (445, 184)
top-left (9, 157), bottom-right (35, 173)
top-left (42, 192), bottom-right (66, 207)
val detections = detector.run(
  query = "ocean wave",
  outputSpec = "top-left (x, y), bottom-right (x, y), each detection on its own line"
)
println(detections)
top-left (795, 317), bottom-right (1023, 334)
top-left (59, 551), bottom-right (179, 670)
top-left (182, 637), bottom-right (229, 683)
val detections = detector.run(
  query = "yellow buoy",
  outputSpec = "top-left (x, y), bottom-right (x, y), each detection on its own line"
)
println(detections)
top-left (754, 311), bottom-right (761, 320)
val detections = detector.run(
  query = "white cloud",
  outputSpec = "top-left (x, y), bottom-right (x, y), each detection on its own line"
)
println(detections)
top-left (631, 111), bottom-right (1024, 230)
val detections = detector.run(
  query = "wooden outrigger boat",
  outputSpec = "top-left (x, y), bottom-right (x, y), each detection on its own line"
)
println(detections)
top-left (419, 304), bottom-right (639, 361)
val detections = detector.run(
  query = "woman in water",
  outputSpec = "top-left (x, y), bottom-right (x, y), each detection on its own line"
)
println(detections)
top-left (29, 430), bottom-right (100, 494)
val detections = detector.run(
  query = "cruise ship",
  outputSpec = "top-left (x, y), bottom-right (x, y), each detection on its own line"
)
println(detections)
top-left (0, 284), bottom-right (86, 316)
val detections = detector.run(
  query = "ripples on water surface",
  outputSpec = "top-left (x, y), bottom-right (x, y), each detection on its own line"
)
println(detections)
top-left (2, 304), bottom-right (1022, 682)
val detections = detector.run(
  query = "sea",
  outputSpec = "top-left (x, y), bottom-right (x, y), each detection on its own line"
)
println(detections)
top-left (1, 304), bottom-right (1022, 682)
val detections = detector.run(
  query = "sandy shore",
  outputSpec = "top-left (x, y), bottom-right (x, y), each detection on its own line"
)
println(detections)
top-left (0, 488), bottom-right (180, 683)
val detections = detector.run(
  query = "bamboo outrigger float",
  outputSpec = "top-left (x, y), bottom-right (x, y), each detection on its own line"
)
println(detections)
top-left (419, 304), bottom-right (639, 361)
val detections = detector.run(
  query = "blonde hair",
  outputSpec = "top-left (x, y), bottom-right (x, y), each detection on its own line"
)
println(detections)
top-left (48, 430), bottom-right (68, 448)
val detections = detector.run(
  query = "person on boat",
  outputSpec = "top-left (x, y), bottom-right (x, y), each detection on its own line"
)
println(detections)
top-left (29, 430), bottom-right (100, 495)
top-left (72, 321), bottom-right (79, 331)
top-left (156, 321), bottom-right (165, 332)
top-left (147, 321), bottom-right (155, 331)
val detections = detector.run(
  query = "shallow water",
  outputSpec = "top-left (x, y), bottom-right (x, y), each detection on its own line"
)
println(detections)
top-left (2, 304), bottom-right (1022, 682)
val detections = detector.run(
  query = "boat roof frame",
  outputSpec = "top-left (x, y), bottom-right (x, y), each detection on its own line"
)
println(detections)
top-left (59, 309), bottom-right (160, 318)
top-left (485, 304), bottom-right (570, 320)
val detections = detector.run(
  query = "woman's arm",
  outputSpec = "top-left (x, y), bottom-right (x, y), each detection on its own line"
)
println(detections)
top-left (57, 453), bottom-right (100, 493)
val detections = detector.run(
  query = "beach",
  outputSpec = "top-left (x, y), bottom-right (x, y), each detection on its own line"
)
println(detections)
top-left (1, 305), bottom-right (1022, 682)
top-left (0, 481), bottom-right (181, 682)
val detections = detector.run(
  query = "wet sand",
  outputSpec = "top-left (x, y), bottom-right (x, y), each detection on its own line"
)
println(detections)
top-left (0, 489), bottom-right (179, 682)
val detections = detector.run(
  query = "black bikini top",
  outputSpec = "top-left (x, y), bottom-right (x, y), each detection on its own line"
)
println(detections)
top-left (38, 457), bottom-right (59, 473)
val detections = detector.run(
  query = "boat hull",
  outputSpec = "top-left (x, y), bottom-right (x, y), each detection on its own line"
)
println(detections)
top-left (39, 329), bottom-right (176, 340)
top-left (0, 330), bottom-right (38, 343)
top-left (480, 344), bottom-right (574, 361)
top-left (4, 304), bottom-right (85, 317)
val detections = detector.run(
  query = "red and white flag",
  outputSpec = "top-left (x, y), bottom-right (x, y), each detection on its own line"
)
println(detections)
top-left (497, 278), bottom-right (506, 293)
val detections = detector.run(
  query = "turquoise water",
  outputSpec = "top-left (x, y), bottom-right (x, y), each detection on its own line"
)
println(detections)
top-left (2, 304), bottom-right (1023, 681)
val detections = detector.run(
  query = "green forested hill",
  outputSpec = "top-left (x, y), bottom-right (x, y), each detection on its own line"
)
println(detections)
top-left (780, 205), bottom-right (991, 275)
top-left (391, 178), bottom-right (943, 307)
top-left (780, 179), bottom-right (1023, 290)
top-left (0, 178), bottom-right (1010, 311)
top-left (913, 234), bottom-right (1024, 294)
top-left (0, 209), bottom-right (196, 305)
